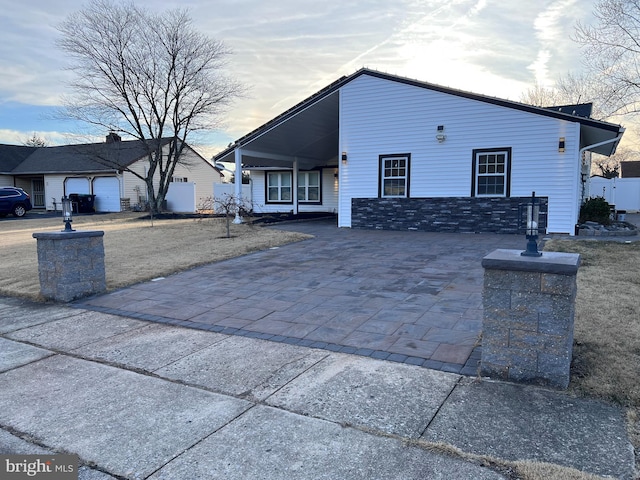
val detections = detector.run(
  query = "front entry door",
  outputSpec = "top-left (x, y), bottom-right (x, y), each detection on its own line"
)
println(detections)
top-left (32, 178), bottom-right (45, 208)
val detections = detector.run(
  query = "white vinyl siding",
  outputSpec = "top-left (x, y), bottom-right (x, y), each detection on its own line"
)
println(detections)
top-left (339, 74), bottom-right (582, 233)
top-left (43, 175), bottom-right (66, 211)
top-left (0, 176), bottom-right (14, 187)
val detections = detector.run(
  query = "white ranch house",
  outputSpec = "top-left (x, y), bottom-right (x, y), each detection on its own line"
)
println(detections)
top-left (213, 69), bottom-right (624, 235)
top-left (0, 134), bottom-right (223, 213)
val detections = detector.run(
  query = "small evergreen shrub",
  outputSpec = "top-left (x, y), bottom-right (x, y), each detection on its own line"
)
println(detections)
top-left (579, 196), bottom-right (611, 225)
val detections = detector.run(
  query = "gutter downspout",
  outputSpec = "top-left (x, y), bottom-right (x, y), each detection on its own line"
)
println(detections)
top-left (579, 130), bottom-right (625, 160)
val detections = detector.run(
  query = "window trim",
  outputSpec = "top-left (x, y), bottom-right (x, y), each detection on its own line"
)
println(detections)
top-left (378, 153), bottom-right (411, 198)
top-left (265, 171), bottom-right (293, 204)
top-left (471, 148), bottom-right (512, 197)
top-left (297, 170), bottom-right (322, 204)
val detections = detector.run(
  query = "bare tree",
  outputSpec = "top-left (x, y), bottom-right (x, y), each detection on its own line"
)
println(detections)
top-left (594, 145), bottom-right (635, 178)
top-left (57, 0), bottom-right (243, 214)
top-left (520, 73), bottom-right (614, 120)
top-left (23, 132), bottom-right (47, 147)
top-left (574, 0), bottom-right (640, 119)
top-left (594, 157), bottom-right (620, 178)
top-left (216, 194), bottom-right (254, 238)
top-left (520, 82), bottom-right (567, 108)
top-left (199, 194), bottom-right (253, 238)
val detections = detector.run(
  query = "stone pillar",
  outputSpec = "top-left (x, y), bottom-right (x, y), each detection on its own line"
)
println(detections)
top-left (32, 230), bottom-right (106, 302)
top-left (480, 249), bottom-right (580, 389)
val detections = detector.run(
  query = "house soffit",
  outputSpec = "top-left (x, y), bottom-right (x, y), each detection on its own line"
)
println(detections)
top-left (216, 91), bottom-right (340, 169)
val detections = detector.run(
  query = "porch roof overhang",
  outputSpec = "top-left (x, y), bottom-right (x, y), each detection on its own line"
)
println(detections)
top-left (579, 123), bottom-right (624, 156)
top-left (214, 81), bottom-right (343, 171)
top-left (212, 68), bottom-right (625, 169)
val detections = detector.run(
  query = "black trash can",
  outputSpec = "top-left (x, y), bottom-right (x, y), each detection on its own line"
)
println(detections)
top-left (69, 193), bottom-right (95, 213)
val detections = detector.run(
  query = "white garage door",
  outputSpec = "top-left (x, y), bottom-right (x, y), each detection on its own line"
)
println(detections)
top-left (65, 177), bottom-right (90, 195)
top-left (93, 177), bottom-right (121, 212)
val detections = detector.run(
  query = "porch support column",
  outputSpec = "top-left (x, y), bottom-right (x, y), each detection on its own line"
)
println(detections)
top-left (293, 157), bottom-right (298, 214)
top-left (233, 147), bottom-right (243, 224)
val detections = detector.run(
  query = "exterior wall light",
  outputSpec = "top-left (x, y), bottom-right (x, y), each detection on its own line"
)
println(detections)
top-left (436, 125), bottom-right (446, 142)
top-left (558, 137), bottom-right (566, 152)
top-left (61, 196), bottom-right (75, 232)
top-left (521, 191), bottom-right (542, 257)
top-left (341, 152), bottom-right (347, 164)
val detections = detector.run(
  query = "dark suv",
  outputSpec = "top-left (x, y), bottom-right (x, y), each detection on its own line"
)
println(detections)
top-left (0, 187), bottom-right (33, 217)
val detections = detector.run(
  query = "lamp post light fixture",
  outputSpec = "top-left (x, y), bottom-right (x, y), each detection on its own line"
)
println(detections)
top-left (61, 196), bottom-right (75, 232)
top-left (521, 191), bottom-right (542, 257)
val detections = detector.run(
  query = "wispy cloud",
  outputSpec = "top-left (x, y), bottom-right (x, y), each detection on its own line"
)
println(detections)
top-left (529, 0), bottom-right (582, 86)
top-left (0, 0), bottom-right (599, 147)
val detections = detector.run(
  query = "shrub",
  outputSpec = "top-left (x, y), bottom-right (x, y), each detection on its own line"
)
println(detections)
top-left (579, 196), bottom-right (611, 225)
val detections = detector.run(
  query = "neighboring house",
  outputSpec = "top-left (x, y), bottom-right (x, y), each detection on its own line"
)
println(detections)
top-left (0, 134), bottom-right (223, 212)
top-left (0, 145), bottom-right (37, 187)
top-left (620, 161), bottom-right (640, 178)
top-left (213, 68), bottom-right (624, 235)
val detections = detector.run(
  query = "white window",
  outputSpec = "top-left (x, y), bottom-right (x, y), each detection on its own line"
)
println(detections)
top-left (298, 171), bottom-right (320, 202)
top-left (267, 172), bottom-right (292, 203)
top-left (473, 149), bottom-right (510, 197)
top-left (380, 154), bottom-right (410, 197)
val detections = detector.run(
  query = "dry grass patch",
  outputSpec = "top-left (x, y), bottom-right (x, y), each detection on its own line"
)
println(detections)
top-left (543, 239), bottom-right (640, 405)
top-left (544, 239), bottom-right (640, 472)
top-left (0, 213), bottom-right (311, 300)
top-left (410, 440), bottom-right (609, 480)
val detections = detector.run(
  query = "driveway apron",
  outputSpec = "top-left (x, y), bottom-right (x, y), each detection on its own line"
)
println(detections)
top-left (76, 220), bottom-right (525, 374)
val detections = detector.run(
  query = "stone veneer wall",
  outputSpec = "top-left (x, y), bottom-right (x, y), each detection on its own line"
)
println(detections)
top-left (32, 230), bottom-right (106, 302)
top-left (351, 197), bottom-right (548, 234)
top-left (480, 249), bottom-right (580, 389)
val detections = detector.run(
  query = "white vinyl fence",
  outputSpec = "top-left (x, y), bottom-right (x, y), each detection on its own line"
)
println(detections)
top-left (589, 177), bottom-right (640, 212)
top-left (165, 182), bottom-right (196, 213)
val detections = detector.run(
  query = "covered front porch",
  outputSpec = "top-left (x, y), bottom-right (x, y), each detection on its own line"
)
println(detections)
top-left (213, 78), bottom-right (344, 218)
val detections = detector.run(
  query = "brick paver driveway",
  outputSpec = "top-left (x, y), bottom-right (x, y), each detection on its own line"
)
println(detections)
top-left (76, 219), bottom-right (524, 374)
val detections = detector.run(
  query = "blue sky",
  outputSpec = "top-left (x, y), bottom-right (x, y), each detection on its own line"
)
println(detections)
top-left (0, 0), bottom-right (598, 158)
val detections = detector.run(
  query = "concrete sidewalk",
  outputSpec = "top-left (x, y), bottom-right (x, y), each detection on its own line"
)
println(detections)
top-left (0, 296), bottom-right (636, 479)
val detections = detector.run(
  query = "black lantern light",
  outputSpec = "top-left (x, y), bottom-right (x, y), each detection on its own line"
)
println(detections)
top-left (61, 196), bottom-right (75, 232)
top-left (521, 191), bottom-right (542, 257)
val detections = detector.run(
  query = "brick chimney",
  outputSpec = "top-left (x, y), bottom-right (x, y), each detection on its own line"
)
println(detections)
top-left (106, 132), bottom-right (121, 143)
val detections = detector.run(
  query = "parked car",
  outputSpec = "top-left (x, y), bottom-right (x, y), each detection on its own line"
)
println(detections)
top-left (0, 187), bottom-right (33, 217)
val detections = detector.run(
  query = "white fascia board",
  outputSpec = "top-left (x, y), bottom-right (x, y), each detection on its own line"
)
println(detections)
top-left (241, 149), bottom-right (314, 165)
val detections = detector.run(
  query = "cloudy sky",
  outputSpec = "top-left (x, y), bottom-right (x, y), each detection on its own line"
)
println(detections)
top-left (0, 0), bottom-right (599, 157)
